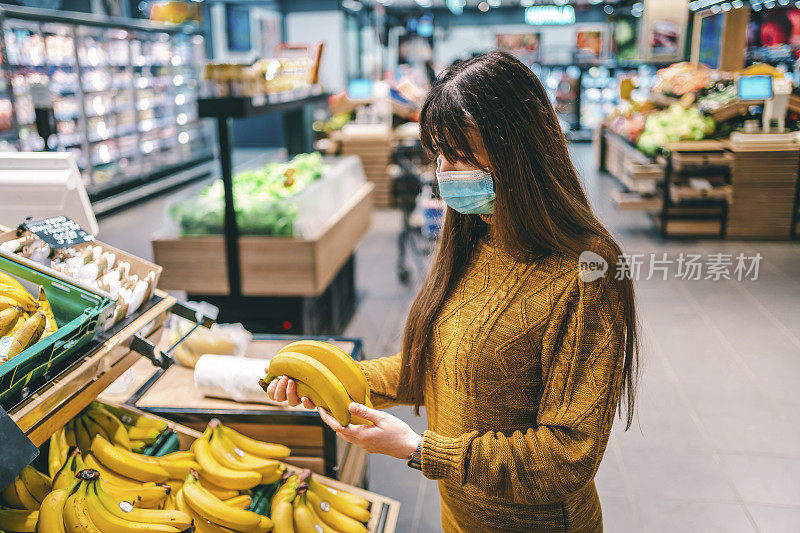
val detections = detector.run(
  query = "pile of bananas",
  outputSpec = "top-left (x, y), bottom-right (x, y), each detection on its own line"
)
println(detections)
top-left (0, 271), bottom-right (58, 361)
top-left (259, 341), bottom-right (373, 426)
top-left (271, 470), bottom-right (371, 533)
top-left (62, 402), bottom-right (170, 456)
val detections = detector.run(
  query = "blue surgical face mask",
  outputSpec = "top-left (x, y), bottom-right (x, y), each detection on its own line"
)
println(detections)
top-left (435, 157), bottom-right (496, 215)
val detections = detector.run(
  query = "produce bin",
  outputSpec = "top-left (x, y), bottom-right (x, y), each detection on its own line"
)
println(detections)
top-left (0, 254), bottom-right (114, 407)
top-left (97, 401), bottom-right (400, 533)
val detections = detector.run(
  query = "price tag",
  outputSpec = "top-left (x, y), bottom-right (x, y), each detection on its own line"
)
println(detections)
top-left (22, 216), bottom-right (95, 249)
top-left (0, 406), bottom-right (39, 489)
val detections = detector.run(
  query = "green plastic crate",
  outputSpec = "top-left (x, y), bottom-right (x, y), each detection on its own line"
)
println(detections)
top-left (0, 254), bottom-right (114, 407)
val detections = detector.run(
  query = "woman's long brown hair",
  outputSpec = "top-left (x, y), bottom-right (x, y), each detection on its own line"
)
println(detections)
top-left (399, 50), bottom-right (639, 429)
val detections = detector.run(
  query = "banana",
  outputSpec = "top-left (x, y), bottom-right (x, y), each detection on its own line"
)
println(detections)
top-left (262, 352), bottom-right (353, 426)
top-left (307, 488), bottom-right (368, 533)
top-left (48, 425), bottom-right (69, 477)
top-left (223, 494), bottom-right (252, 510)
top-left (182, 475), bottom-right (262, 531)
top-left (292, 494), bottom-right (319, 533)
top-left (36, 286), bottom-right (58, 338)
top-left (74, 418), bottom-right (94, 455)
top-left (18, 465), bottom-right (51, 503)
top-left (13, 476), bottom-right (40, 510)
top-left (272, 499), bottom-right (296, 533)
top-left (130, 439), bottom-right (147, 452)
top-left (0, 305), bottom-right (22, 336)
top-left (65, 421), bottom-right (77, 448)
top-left (279, 340), bottom-right (371, 404)
top-left (5, 311), bottom-right (46, 359)
top-left (218, 423), bottom-right (291, 460)
top-left (99, 480), bottom-right (169, 509)
top-left (209, 426), bottom-right (283, 476)
top-left (1, 479), bottom-right (26, 509)
top-left (84, 479), bottom-right (184, 533)
top-left (320, 482), bottom-right (369, 509)
top-left (86, 405), bottom-right (132, 449)
top-left (82, 415), bottom-right (111, 444)
top-left (294, 381), bottom-right (372, 425)
top-left (37, 487), bottom-right (69, 533)
top-left (52, 447), bottom-right (80, 491)
top-left (308, 477), bottom-right (371, 523)
top-left (155, 457), bottom-right (202, 480)
top-left (0, 274), bottom-right (39, 310)
top-left (195, 477), bottom-right (239, 501)
top-left (175, 489), bottom-right (230, 533)
top-left (193, 436), bottom-right (261, 490)
top-left (63, 483), bottom-right (102, 533)
top-left (92, 480), bottom-right (193, 529)
top-left (127, 425), bottom-right (162, 442)
top-left (159, 451), bottom-right (194, 462)
top-left (84, 453), bottom-right (144, 488)
top-left (134, 415), bottom-right (169, 433)
top-left (91, 435), bottom-right (170, 483)
top-left (0, 507), bottom-right (38, 532)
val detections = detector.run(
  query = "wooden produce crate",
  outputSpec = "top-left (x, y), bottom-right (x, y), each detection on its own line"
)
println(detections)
top-left (152, 181), bottom-right (373, 297)
top-left (725, 142), bottom-right (800, 239)
top-left (610, 190), bottom-right (661, 212)
top-left (100, 335), bottom-right (369, 486)
top-left (99, 401), bottom-right (400, 533)
top-left (603, 131), bottom-right (660, 194)
top-left (337, 125), bottom-right (395, 208)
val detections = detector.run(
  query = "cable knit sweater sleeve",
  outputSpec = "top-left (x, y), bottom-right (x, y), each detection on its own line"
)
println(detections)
top-left (358, 353), bottom-right (410, 409)
top-left (420, 273), bottom-right (625, 505)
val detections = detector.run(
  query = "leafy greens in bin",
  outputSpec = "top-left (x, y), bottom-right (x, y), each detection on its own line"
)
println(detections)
top-left (171, 152), bottom-right (325, 236)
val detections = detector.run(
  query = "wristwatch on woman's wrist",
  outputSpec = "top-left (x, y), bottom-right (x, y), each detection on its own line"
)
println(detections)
top-left (407, 436), bottom-right (423, 471)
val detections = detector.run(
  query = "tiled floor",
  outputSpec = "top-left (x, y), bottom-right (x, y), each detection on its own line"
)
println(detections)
top-left (99, 144), bottom-right (800, 532)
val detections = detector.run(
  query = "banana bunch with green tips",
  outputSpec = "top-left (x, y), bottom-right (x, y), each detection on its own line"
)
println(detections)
top-left (259, 340), bottom-right (374, 426)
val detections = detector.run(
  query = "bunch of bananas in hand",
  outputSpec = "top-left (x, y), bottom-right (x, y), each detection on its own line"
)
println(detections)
top-left (0, 271), bottom-right (58, 361)
top-left (271, 470), bottom-right (371, 533)
top-left (259, 341), bottom-right (373, 426)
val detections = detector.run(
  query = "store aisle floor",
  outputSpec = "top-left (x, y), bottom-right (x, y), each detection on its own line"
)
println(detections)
top-left (348, 144), bottom-right (800, 533)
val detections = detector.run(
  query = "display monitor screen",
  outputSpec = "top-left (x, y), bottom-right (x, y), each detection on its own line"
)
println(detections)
top-left (738, 75), bottom-right (773, 100)
top-left (226, 5), bottom-right (252, 52)
top-left (698, 13), bottom-right (724, 68)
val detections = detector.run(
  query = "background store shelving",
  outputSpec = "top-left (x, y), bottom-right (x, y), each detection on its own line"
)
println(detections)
top-left (0, 7), bottom-right (214, 202)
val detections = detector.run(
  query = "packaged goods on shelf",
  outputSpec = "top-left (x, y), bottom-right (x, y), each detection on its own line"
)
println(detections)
top-left (170, 153), bottom-right (367, 238)
top-left (165, 312), bottom-right (251, 369)
top-left (0, 229), bottom-right (162, 325)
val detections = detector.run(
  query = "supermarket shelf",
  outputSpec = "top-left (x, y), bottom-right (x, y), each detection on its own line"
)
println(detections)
top-left (7, 291), bottom-right (176, 447)
top-left (198, 90), bottom-right (328, 119)
top-left (91, 155), bottom-right (215, 218)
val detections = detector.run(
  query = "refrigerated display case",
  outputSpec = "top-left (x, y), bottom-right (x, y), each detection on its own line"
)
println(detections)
top-left (0, 6), bottom-right (214, 205)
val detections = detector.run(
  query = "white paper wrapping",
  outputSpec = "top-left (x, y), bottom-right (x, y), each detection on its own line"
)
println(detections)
top-left (193, 354), bottom-right (275, 404)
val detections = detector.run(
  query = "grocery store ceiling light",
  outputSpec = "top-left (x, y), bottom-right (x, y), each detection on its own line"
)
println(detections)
top-left (721, 2), bottom-right (731, 9)
top-left (478, 1), bottom-right (490, 11)
top-left (488, 0), bottom-right (501, 7)
top-left (603, 4), bottom-right (613, 13)
top-left (524, 5), bottom-right (575, 24)
top-left (520, 0), bottom-right (535, 7)
top-left (731, 0), bottom-right (744, 7)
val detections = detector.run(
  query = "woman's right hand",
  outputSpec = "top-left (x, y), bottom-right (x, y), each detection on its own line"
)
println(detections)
top-left (265, 375), bottom-right (317, 410)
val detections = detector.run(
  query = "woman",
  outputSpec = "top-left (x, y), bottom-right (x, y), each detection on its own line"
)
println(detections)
top-left (267, 50), bottom-right (638, 532)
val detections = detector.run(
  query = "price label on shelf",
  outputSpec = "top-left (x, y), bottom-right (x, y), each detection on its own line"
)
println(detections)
top-left (22, 216), bottom-right (95, 249)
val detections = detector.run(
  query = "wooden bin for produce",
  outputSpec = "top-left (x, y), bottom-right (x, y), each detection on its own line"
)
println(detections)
top-left (336, 125), bottom-right (395, 208)
top-left (603, 130), bottom-right (661, 194)
top-left (100, 401), bottom-right (400, 533)
top-left (99, 335), bottom-right (369, 487)
top-left (152, 181), bottom-right (373, 297)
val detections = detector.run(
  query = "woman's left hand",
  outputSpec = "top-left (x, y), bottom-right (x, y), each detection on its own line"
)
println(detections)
top-left (317, 403), bottom-right (421, 460)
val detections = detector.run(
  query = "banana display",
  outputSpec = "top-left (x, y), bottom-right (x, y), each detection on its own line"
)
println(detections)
top-left (259, 341), bottom-right (373, 426)
top-left (1, 402), bottom-right (375, 532)
top-left (0, 270), bottom-right (58, 362)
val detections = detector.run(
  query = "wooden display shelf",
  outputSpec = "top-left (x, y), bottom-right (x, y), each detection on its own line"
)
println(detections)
top-left (8, 290), bottom-right (176, 447)
top-left (153, 182), bottom-right (374, 297)
top-left (610, 190), bottom-right (661, 211)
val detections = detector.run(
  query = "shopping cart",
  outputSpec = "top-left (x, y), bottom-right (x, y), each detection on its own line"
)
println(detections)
top-left (391, 140), bottom-right (444, 285)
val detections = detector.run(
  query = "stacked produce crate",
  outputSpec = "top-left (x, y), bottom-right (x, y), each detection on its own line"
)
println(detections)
top-left (339, 125), bottom-right (395, 208)
top-left (726, 143), bottom-right (800, 239)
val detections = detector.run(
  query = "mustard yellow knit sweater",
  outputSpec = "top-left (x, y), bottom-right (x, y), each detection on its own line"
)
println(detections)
top-left (359, 236), bottom-right (625, 533)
